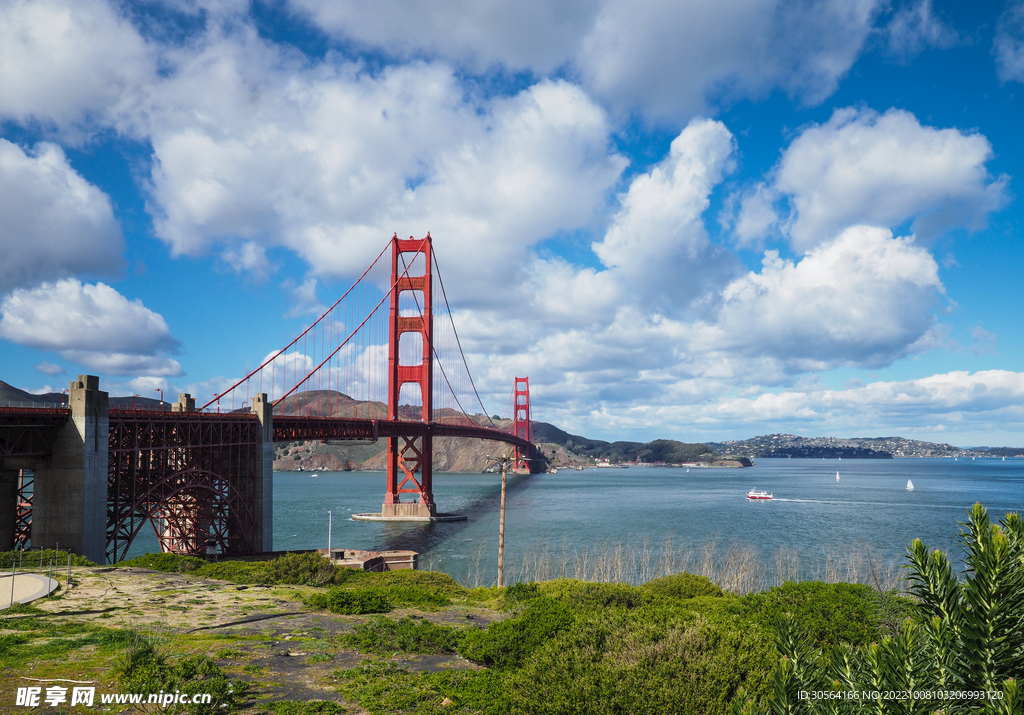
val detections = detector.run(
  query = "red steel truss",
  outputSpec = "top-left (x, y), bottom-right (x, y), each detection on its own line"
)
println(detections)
top-left (513, 377), bottom-right (531, 470)
top-left (0, 406), bottom-right (69, 459)
top-left (106, 409), bottom-right (260, 563)
top-left (14, 470), bottom-right (32, 551)
top-left (384, 234), bottom-right (436, 515)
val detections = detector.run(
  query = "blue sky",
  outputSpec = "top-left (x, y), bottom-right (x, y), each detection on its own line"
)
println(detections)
top-left (2, 0), bottom-right (1024, 446)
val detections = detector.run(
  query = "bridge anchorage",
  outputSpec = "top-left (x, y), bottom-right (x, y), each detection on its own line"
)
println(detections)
top-left (0, 233), bottom-right (542, 561)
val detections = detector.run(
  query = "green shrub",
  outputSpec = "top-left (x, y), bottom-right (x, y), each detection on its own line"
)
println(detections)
top-left (118, 553), bottom-right (206, 573)
top-left (642, 572), bottom-right (723, 600)
top-left (0, 549), bottom-right (96, 569)
top-left (740, 580), bottom-right (881, 649)
top-left (507, 606), bottom-right (773, 715)
top-left (261, 552), bottom-right (338, 586)
top-left (459, 596), bottom-right (574, 668)
top-left (344, 569), bottom-right (469, 600)
top-left (333, 660), bottom-right (510, 715)
top-left (339, 615), bottom-right (460, 655)
top-left (502, 581), bottom-right (541, 607)
top-left (305, 588), bottom-right (391, 615)
top-left (539, 579), bottom-right (654, 610)
top-left (112, 633), bottom-right (249, 713)
top-left (757, 505), bottom-right (1024, 714)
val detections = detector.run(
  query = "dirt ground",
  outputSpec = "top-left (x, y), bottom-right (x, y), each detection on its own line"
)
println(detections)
top-left (10, 566), bottom-right (501, 713)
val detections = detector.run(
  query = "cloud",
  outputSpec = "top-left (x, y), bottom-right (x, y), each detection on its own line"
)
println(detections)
top-left (884, 0), bottom-right (958, 58)
top-left (287, 0), bottom-right (884, 120)
top-left (590, 118), bottom-right (741, 312)
top-left (995, 2), bottom-right (1024, 83)
top-left (579, 0), bottom-right (881, 117)
top-left (734, 107), bottom-right (1010, 252)
top-left (285, 0), bottom-right (600, 75)
top-left (0, 0), bottom-right (153, 134)
top-left (0, 279), bottom-right (182, 376)
top-left (33, 361), bottom-right (64, 376)
top-left (131, 24), bottom-right (625, 297)
top-left (697, 370), bottom-right (1024, 432)
top-left (282, 277), bottom-right (325, 318)
top-left (696, 226), bottom-right (945, 369)
top-left (970, 326), bottom-right (998, 356)
top-left (0, 140), bottom-right (125, 293)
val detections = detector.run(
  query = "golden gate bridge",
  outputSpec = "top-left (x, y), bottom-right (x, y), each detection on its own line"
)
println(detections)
top-left (0, 234), bottom-right (538, 563)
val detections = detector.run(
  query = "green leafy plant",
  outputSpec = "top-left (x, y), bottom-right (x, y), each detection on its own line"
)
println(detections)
top-left (458, 596), bottom-right (574, 668)
top-left (642, 572), bottom-right (724, 600)
top-left (304, 587), bottom-right (391, 614)
top-left (339, 615), bottom-right (460, 655)
top-left (752, 504), bottom-right (1023, 715)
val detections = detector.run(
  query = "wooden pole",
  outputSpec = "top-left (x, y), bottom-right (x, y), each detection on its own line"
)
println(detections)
top-left (498, 460), bottom-right (507, 588)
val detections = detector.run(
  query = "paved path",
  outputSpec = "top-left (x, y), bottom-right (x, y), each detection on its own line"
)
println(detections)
top-left (0, 573), bottom-right (59, 608)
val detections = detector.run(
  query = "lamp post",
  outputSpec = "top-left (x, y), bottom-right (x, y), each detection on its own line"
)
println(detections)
top-left (485, 453), bottom-right (516, 587)
top-left (154, 388), bottom-right (164, 409)
top-left (131, 393), bottom-right (140, 409)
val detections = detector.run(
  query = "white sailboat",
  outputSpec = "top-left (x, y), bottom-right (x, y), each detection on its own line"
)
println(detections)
top-left (906, 479), bottom-right (914, 490)
top-left (836, 471), bottom-right (840, 482)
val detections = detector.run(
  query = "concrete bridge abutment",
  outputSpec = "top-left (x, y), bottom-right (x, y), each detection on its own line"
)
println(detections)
top-left (252, 393), bottom-right (273, 553)
top-left (32, 376), bottom-right (108, 564)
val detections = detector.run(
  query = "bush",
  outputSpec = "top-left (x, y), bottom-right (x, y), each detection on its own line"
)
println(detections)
top-left (333, 660), bottom-right (510, 715)
top-left (506, 606), bottom-right (773, 715)
top-left (756, 505), bottom-right (1024, 714)
top-left (112, 632), bottom-right (249, 713)
top-left (118, 553), bottom-right (205, 573)
top-left (539, 580), bottom-right (654, 610)
top-left (642, 573), bottom-right (723, 600)
top-left (740, 580), bottom-right (882, 649)
top-left (340, 615), bottom-right (460, 655)
top-left (344, 569), bottom-right (469, 600)
top-left (0, 549), bottom-right (96, 569)
top-left (459, 596), bottom-right (575, 668)
top-left (304, 588), bottom-right (391, 615)
top-left (502, 581), bottom-right (541, 607)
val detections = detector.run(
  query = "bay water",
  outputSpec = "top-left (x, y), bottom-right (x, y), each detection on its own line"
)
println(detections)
top-left (271, 457), bottom-right (1024, 588)
top-left (127, 458), bottom-right (1024, 589)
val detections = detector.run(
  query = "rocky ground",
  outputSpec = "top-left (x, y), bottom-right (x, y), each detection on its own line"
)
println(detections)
top-left (1, 566), bottom-right (505, 713)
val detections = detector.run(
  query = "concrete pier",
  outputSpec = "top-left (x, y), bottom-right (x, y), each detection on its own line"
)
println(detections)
top-left (32, 376), bottom-right (108, 564)
top-left (252, 394), bottom-right (273, 553)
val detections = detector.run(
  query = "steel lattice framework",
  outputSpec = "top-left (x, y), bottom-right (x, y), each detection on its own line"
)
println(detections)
top-left (0, 406), bottom-right (69, 459)
top-left (106, 409), bottom-right (261, 563)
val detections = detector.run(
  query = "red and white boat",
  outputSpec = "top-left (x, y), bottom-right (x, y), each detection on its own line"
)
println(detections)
top-left (746, 489), bottom-right (773, 500)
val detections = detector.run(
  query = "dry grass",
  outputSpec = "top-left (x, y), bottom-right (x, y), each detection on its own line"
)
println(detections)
top-left (480, 537), bottom-right (908, 595)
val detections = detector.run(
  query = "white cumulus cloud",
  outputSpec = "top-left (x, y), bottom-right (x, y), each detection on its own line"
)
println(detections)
top-left (0, 140), bottom-right (125, 292)
top-left (287, 0), bottom-right (884, 120)
top-left (0, 279), bottom-right (182, 376)
top-left (0, 0), bottom-right (153, 134)
top-left (697, 226), bottom-right (945, 369)
top-left (734, 107), bottom-right (1009, 252)
top-left (130, 24), bottom-right (625, 300)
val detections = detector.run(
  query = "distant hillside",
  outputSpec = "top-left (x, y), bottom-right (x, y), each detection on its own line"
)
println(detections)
top-left (705, 433), bottom-right (989, 459)
top-left (532, 422), bottom-right (717, 464)
top-left (0, 380), bottom-right (63, 405)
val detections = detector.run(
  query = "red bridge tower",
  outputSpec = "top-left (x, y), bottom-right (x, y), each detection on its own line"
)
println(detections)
top-left (382, 234), bottom-right (436, 517)
top-left (513, 377), bottom-right (531, 471)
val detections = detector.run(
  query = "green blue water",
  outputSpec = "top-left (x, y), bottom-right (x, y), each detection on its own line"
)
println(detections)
top-left (128, 458), bottom-right (1024, 584)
